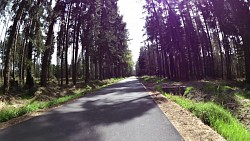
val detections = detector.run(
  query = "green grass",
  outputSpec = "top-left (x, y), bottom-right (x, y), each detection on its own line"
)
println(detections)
top-left (0, 78), bottom-right (123, 122)
top-left (201, 84), bottom-right (234, 95)
top-left (141, 75), bottom-right (168, 84)
top-left (235, 91), bottom-right (250, 100)
top-left (141, 76), bottom-right (250, 141)
top-left (161, 90), bottom-right (250, 141)
top-left (184, 87), bottom-right (194, 96)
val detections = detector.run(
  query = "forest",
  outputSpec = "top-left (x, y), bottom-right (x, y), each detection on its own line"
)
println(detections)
top-left (1, 0), bottom-right (250, 140)
top-left (137, 0), bottom-right (250, 83)
top-left (0, 0), bottom-right (134, 95)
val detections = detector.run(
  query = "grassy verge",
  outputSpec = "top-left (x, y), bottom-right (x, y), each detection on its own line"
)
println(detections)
top-left (140, 76), bottom-right (250, 141)
top-left (162, 92), bottom-right (250, 141)
top-left (0, 78), bottom-right (123, 122)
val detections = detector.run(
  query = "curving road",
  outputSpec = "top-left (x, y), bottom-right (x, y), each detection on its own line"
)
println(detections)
top-left (0, 77), bottom-right (183, 141)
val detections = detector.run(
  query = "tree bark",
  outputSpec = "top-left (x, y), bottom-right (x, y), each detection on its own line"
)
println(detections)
top-left (223, 35), bottom-right (232, 80)
top-left (41, 20), bottom-right (56, 86)
top-left (73, 15), bottom-right (81, 85)
top-left (243, 35), bottom-right (250, 83)
top-left (215, 23), bottom-right (224, 79)
top-left (4, 0), bottom-right (26, 94)
top-left (204, 20), bottom-right (215, 78)
top-left (85, 44), bottom-right (90, 83)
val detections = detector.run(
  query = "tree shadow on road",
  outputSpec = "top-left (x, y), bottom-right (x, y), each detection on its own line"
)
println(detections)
top-left (0, 78), bottom-right (157, 141)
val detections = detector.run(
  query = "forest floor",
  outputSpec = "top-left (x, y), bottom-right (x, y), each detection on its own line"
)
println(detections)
top-left (168, 80), bottom-right (250, 131)
top-left (140, 76), bottom-right (250, 130)
top-left (0, 78), bottom-right (123, 128)
top-left (188, 82), bottom-right (249, 130)
top-left (140, 76), bottom-right (250, 141)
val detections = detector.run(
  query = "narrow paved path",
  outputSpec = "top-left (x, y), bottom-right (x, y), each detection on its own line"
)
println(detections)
top-left (0, 77), bottom-right (183, 141)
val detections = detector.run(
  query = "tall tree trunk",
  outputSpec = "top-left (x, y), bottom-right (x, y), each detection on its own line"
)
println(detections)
top-left (98, 50), bottom-right (103, 80)
top-left (60, 26), bottom-right (65, 87)
top-left (164, 52), bottom-right (170, 78)
top-left (41, 20), bottom-right (56, 86)
top-left (64, 4), bottom-right (72, 85)
top-left (223, 35), bottom-right (232, 80)
top-left (215, 23), bottom-right (224, 79)
top-left (20, 39), bottom-right (27, 85)
top-left (65, 44), bottom-right (69, 85)
top-left (85, 44), bottom-right (90, 83)
top-left (26, 24), bottom-right (36, 88)
top-left (26, 0), bottom-right (41, 88)
top-left (12, 27), bottom-right (19, 81)
top-left (204, 20), bottom-right (215, 78)
top-left (21, 56), bottom-right (25, 84)
top-left (73, 15), bottom-right (81, 85)
top-left (26, 39), bottom-right (34, 88)
top-left (169, 52), bottom-right (175, 79)
top-left (242, 35), bottom-right (250, 83)
top-left (95, 60), bottom-right (98, 79)
top-left (72, 18), bottom-right (76, 85)
top-left (4, 0), bottom-right (26, 94)
top-left (81, 47), bottom-right (85, 81)
top-left (60, 47), bottom-right (64, 86)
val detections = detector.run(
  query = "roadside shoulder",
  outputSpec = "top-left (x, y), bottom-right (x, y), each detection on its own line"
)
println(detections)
top-left (142, 83), bottom-right (226, 141)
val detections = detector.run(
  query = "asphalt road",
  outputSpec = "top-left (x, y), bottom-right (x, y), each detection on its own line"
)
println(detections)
top-left (0, 77), bottom-right (183, 141)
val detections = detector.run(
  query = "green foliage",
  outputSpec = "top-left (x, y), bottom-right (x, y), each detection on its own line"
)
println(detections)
top-left (154, 85), bottom-right (162, 92)
top-left (184, 87), bottom-right (194, 96)
top-left (220, 86), bottom-right (234, 92)
top-left (163, 92), bottom-right (250, 141)
top-left (141, 76), bottom-right (168, 84)
top-left (202, 85), bottom-right (218, 94)
top-left (235, 91), bottom-right (250, 100)
top-left (203, 85), bottom-right (234, 93)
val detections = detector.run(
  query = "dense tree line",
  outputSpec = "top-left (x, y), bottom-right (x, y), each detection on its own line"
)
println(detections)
top-left (137, 0), bottom-right (250, 83)
top-left (0, 0), bottom-right (133, 94)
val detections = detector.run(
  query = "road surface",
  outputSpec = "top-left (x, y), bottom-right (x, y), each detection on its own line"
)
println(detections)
top-left (0, 77), bottom-right (183, 141)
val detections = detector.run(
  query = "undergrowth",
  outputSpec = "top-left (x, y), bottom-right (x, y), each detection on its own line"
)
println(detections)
top-left (140, 76), bottom-right (168, 84)
top-left (157, 86), bottom-right (250, 141)
top-left (143, 76), bottom-right (250, 141)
